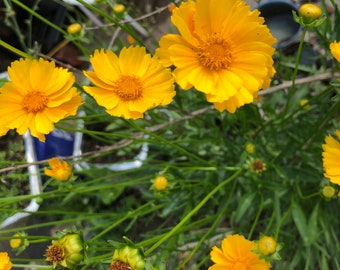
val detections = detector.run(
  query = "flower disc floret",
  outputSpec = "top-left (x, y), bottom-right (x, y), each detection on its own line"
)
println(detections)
top-left (156, 0), bottom-right (276, 113)
top-left (322, 130), bottom-right (340, 185)
top-left (83, 46), bottom-right (176, 119)
top-left (0, 58), bottom-right (82, 142)
top-left (209, 234), bottom-right (271, 270)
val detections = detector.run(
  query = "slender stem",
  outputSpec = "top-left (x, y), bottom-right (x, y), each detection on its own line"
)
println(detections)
top-left (144, 168), bottom-right (243, 256)
top-left (0, 39), bottom-right (31, 59)
top-left (292, 27), bottom-right (308, 88)
top-left (248, 193), bottom-right (263, 239)
top-left (12, 265), bottom-right (51, 269)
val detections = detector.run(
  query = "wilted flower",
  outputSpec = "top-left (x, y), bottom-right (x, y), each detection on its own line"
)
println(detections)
top-left (209, 234), bottom-right (271, 270)
top-left (110, 246), bottom-right (145, 270)
top-left (0, 252), bottom-right (12, 270)
top-left (250, 159), bottom-right (266, 174)
top-left (44, 157), bottom-right (73, 182)
top-left (157, 0), bottom-right (276, 113)
top-left (0, 58), bottom-right (82, 142)
top-left (83, 46), bottom-right (175, 119)
top-left (45, 232), bottom-right (85, 269)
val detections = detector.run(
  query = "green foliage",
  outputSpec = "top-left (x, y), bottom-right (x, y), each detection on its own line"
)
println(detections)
top-left (0, 0), bottom-right (340, 269)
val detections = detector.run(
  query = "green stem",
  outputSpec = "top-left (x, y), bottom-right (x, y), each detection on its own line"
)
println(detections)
top-left (87, 201), bottom-right (162, 243)
top-left (292, 27), bottom-right (308, 88)
top-left (12, 265), bottom-right (51, 269)
top-left (274, 205), bottom-right (292, 240)
top-left (176, 183), bottom-right (235, 270)
top-left (0, 39), bottom-right (31, 59)
top-left (247, 193), bottom-right (263, 239)
top-left (144, 168), bottom-right (243, 256)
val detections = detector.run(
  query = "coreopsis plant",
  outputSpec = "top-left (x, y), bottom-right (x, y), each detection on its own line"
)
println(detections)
top-left (1, 0), bottom-right (340, 269)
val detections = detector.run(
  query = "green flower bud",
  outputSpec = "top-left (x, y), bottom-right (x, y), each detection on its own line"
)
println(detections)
top-left (111, 245), bottom-right (145, 270)
top-left (46, 232), bottom-right (85, 269)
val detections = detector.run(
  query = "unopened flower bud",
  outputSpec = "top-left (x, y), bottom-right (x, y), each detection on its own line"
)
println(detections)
top-left (258, 236), bottom-right (277, 256)
top-left (322, 185), bottom-right (336, 199)
top-left (299, 3), bottom-right (322, 24)
top-left (10, 233), bottom-right (23, 249)
top-left (153, 176), bottom-right (168, 191)
top-left (67, 23), bottom-right (82, 35)
top-left (111, 246), bottom-right (145, 270)
top-left (113, 4), bottom-right (125, 15)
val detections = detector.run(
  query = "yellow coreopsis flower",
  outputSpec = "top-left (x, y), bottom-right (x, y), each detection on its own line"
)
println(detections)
top-left (0, 252), bottom-right (12, 270)
top-left (209, 234), bottom-right (271, 270)
top-left (322, 130), bottom-right (340, 185)
top-left (83, 46), bottom-right (176, 119)
top-left (330, 41), bottom-right (340, 63)
top-left (0, 58), bottom-right (82, 142)
top-left (44, 157), bottom-right (73, 182)
top-left (156, 0), bottom-right (276, 113)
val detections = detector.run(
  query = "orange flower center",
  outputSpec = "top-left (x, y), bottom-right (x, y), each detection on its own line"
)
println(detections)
top-left (113, 75), bottom-right (143, 101)
top-left (46, 244), bottom-right (65, 264)
top-left (197, 35), bottom-right (232, 71)
top-left (23, 90), bottom-right (48, 113)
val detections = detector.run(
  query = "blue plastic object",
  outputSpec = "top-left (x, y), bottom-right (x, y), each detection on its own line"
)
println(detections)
top-left (34, 129), bottom-right (75, 160)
